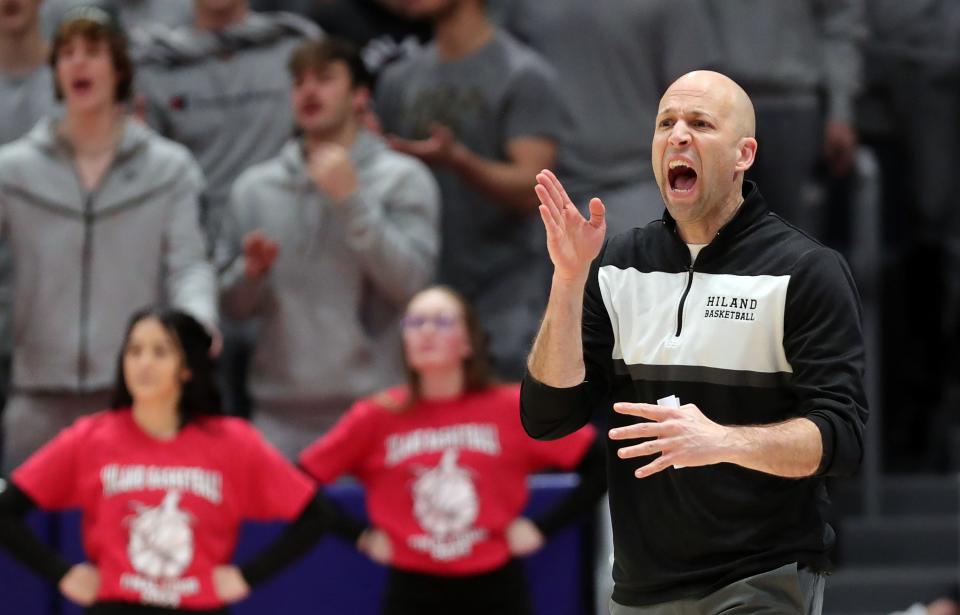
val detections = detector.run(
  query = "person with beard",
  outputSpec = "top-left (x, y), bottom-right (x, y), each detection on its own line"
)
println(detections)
top-left (217, 38), bottom-right (439, 457)
top-left (135, 0), bottom-right (321, 419)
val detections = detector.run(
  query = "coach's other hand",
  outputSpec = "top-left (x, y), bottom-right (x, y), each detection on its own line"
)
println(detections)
top-left (609, 402), bottom-right (732, 479)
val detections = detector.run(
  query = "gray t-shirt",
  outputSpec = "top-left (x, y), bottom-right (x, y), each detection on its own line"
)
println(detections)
top-left (497, 0), bottom-right (719, 197)
top-left (376, 30), bottom-right (566, 298)
top-left (136, 12), bottom-right (321, 243)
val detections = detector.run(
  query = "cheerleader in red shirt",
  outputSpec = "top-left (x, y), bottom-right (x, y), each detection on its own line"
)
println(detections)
top-left (0, 308), bottom-right (330, 614)
top-left (300, 286), bottom-right (606, 615)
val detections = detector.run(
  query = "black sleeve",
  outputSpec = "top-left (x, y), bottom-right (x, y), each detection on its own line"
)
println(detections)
top-left (0, 481), bottom-right (72, 583)
top-left (322, 491), bottom-right (368, 544)
top-left (783, 247), bottom-right (868, 477)
top-left (239, 491), bottom-right (367, 587)
top-left (239, 495), bottom-right (327, 587)
top-left (521, 243), bottom-right (615, 440)
top-left (531, 435), bottom-right (607, 537)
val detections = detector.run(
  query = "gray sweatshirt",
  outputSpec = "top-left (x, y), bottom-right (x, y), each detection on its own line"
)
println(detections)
top-left (703, 0), bottom-right (866, 123)
top-left (135, 12), bottom-right (322, 244)
top-left (218, 130), bottom-right (439, 404)
top-left (0, 118), bottom-right (216, 392)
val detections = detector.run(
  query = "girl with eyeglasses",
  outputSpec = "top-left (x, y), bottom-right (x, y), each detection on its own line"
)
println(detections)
top-left (299, 285), bottom-right (606, 615)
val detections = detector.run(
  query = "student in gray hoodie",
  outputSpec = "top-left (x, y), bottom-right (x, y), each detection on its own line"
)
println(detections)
top-left (0, 6), bottom-right (216, 472)
top-left (135, 0), bottom-right (322, 420)
top-left (217, 38), bottom-right (439, 458)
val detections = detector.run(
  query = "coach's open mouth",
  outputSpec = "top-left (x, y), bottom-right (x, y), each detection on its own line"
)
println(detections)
top-left (668, 159), bottom-right (698, 193)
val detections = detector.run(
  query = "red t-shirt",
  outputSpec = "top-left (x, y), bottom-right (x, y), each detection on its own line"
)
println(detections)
top-left (299, 384), bottom-right (595, 576)
top-left (13, 409), bottom-right (315, 610)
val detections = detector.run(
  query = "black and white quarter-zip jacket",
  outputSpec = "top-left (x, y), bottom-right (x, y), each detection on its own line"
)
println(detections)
top-left (521, 182), bottom-right (868, 607)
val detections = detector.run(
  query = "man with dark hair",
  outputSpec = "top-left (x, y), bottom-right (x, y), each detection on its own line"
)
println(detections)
top-left (376, 0), bottom-right (566, 379)
top-left (217, 38), bottom-right (439, 457)
top-left (135, 0), bottom-right (321, 247)
top-left (135, 0), bottom-right (320, 417)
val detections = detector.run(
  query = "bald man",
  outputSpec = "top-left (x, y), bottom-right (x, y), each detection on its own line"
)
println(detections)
top-left (520, 71), bottom-right (867, 614)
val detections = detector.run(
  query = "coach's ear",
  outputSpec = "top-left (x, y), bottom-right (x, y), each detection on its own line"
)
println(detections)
top-left (735, 136), bottom-right (757, 174)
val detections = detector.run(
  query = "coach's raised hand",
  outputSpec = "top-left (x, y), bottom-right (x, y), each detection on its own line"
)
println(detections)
top-left (525, 171), bottom-right (606, 388)
top-left (534, 169), bottom-right (606, 283)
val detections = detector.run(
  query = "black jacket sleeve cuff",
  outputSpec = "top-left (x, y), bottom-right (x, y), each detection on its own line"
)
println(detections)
top-left (806, 413), bottom-right (837, 476)
top-left (520, 372), bottom-right (592, 441)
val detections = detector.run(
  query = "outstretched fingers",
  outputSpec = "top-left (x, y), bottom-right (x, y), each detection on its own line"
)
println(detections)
top-left (634, 454), bottom-right (675, 478)
top-left (535, 182), bottom-right (563, 228)
top-left (540, 169), bottom-right (574, 208)
top-left (539, 205), bottom-right (561, 242)
top-left (613, 402), bottom-right (673, 421)
top-left (537, 169), bottom-right (571, 213)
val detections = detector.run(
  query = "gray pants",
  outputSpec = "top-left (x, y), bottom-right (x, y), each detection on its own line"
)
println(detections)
top-left (2, 390), bottom-right (112, 473)
top-left (609, 563), bottom-right (825, 615)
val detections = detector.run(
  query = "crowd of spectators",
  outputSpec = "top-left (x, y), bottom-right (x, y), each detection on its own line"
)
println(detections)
top-left (0, 0), bottom-right (958, 610)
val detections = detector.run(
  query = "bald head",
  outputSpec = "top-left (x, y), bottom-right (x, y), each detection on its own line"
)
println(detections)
top-left (662, 71), bottom-right (755, 139)
top-left (651, 70), bottom-right (759, 231)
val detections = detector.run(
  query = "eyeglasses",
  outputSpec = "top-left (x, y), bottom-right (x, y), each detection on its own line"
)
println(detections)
top-left (401, 314), bottom-right (460, 330)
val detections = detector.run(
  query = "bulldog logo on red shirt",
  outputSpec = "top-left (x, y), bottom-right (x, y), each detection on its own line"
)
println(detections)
top-left (408, 449), bottom-right (487, 561)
